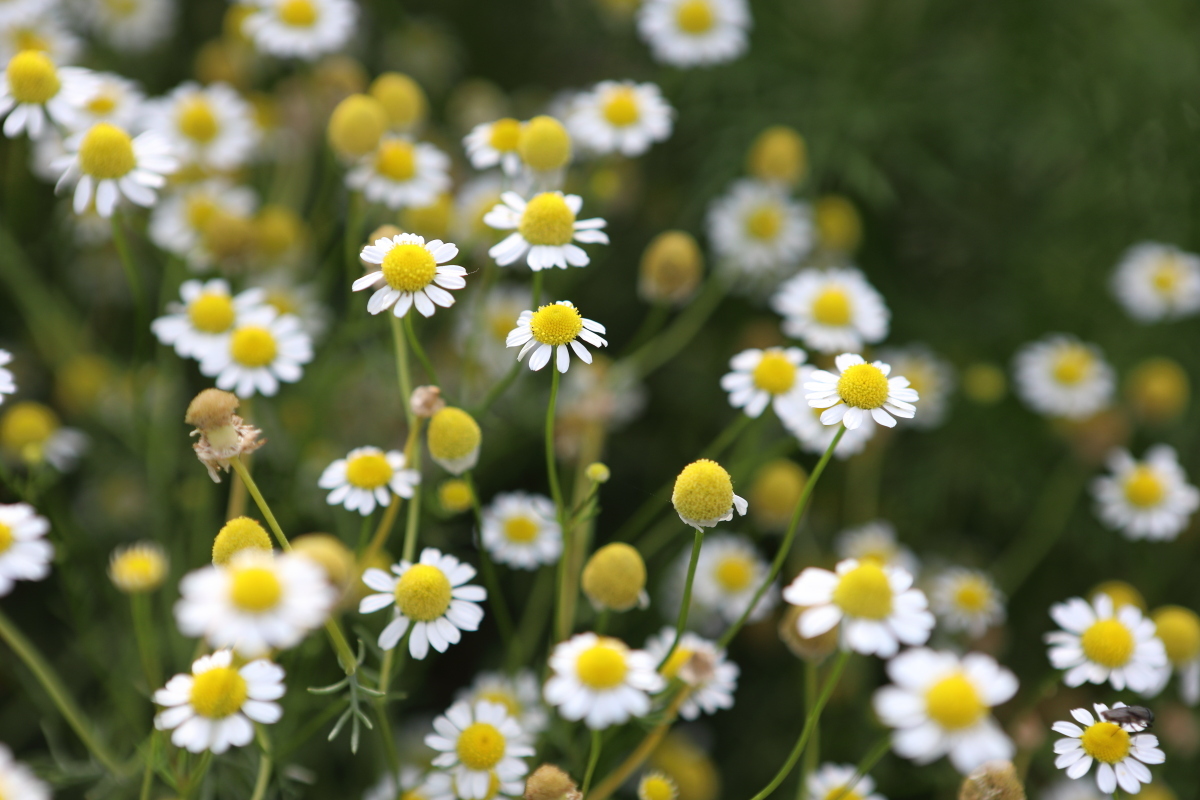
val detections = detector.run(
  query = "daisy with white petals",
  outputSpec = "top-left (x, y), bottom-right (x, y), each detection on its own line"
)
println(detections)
top-left (506, 301), bottom-right (608, 373)
top-left (0, 350), bottom-right (14, 404)
top-left (54, 122), bottom-right (176, 217)
top-left (0, 743), bottom-right (50, 800)
top-left (355, 233), bottom-right (467, 318)
top-left (145, 82), bottom-right (258, 172)
top-left (544, 632), bottom-right (665, 729)
top-left (70, 72), bottom-right (145, 131)
top-left (1013, 334), bottom-right (1115, 419)
top-left (0, 13), bottom-right (83, 67)
top-left (931, 568), bottom-right (1005, 638)
top-left (359, 547), bottom-right (487, 659)
top-left (1091, 445), bottom-right (1199, 542)
top-left (805, 353), bottom-right (919, 430)
top-left (804, 764), bottom-right (886, 800)
top-left (643, 627), bottom-right (739, 720)
top-left (875, 344), bottom-right (955, 430)
top-left (153, 649), bottom-right (284, 754)
top-left (198, 305), bottom-right (313, 398)
top-left (151, 280), bottom-right (266, 360)
top-left (149, 179), bottom-right (259, 268)
top-left (423, 769), bottom-right (522, 800)
top-left (637, 0), bottom-right (751, 67)
top-left (457, 669), bottom-right (549, 737)
top-left (1, 49), bottom-right (92, 139)
top-left (425, 700), bottom-right (533, 800)
top-left (1045, 593), bottom-right (1169, 693)
top-left (674, 533), bottom-right (774, 629)
top-left (76, 0), bottom-right (174, 52)
top-left (1052, 703), bottom-right (1165, 795)
top-left (0, 502), bottom-right (53, 596)
top-left (463, 117), bottom-right (522, 175)
top-left (319, 446), bottom-right (419, 516)
top-left (0, 0), bottom-right (52, 27)
top-left (777, 368), bottom-right (876, 459)
top-left (486, 191), bottom-right (609, 271)
top-left (772, 267), bottom-right (889, 355)
top-left (1111, 242), bottom-right (1200, 323)
top-left (347, 136), bottom-right (451, 209)
top-left (567, 80), bottom-right (674, 157)
top-left (707, 179), bottom-right (812, 290)
top-left (481, 492), bottom-right (562, 569)
top-left (720, 346), bottom-right (807, 418)
top-left (243, 0), bottom-right (357, 61)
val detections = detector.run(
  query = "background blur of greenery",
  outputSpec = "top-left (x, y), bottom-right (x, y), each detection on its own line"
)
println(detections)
top-left (2, 0), bottom-right (1200, 797)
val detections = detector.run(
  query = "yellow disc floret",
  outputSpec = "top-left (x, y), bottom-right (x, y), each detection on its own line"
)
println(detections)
top-left (832, 562), bottom-right (892, 619)
top-left (952, 575), bottom-right (992, 613)
top-left (811, 287), bottom-right (852, 326)
top-left (1, 401), bottom-right (59, 454)
top-left (370, 72), bottom-right (427, 130)
top-left (278, 0), bottom-right (318, 27)
top-left (109, 543), bottom-right (168, 593)
top-left (190, 666), bottom-right (248, 718)
top-left (381, 243), bottom-right (437, 292)
top-left (751, 350), bottom-right (797, 395)
top-left (1080, 618), bottom-right (1135, 668)
top-left (0, 523), bottom-right (12, 554)
top-left (212, 517), bottom-right (273, 565)
top-left (456, 722), bottom-right (506, 771)
top-left (603, 87), bottom-right (640, 127)
top-left (1052, 345), bottom-right (1093, 385)
top-left (576, 640), bottom-right (628, 689)
top-left (582, 543), bottom-right (647, 611)
top-left (672, 459), bottom-right (735, 525)
top-left (327, 94), bottom-right (388, 159)
top-left (518, 116), bottom-right (571, 172)
top-left (639, 230), bottom-right (704, 304)
top-left (229, 326), bottom-right (278, 368)
top-left (1123, 466), bottom-right (1165, 509)
top-left (345, 452), bottom-right (393, 489)
top-left (7, 50), bottom-right (60, 104)
top-left (78, 123), bottom-right (135, 179)
top-left (748, 459), bottom-right (806, 530)
top-left (923, 672), bottom-right (985, 730)
top-left (188, 292), bottom-right (236, 333)
top-left (488, 118), bottom-right (521, 151)
top-left (746, 126), bottom-right (807, 187)
top-left (745, 205), bottom-right (782, 240)
top-left (1080, 721), bottom-right (1131, 764)
top-left (428, 407), bottom-right (482, 462)
top-left (815, 195), bottom-right (861, 253)
top-left (503, 516), bottom-right (539, 544)
top-left (394, 564), bottom-right (452, 621)
top-left (714, 554), bottom-right (754, 593)
top-left (836, 363), bottom-right (890, 410)
top-left (529, 303), bottom-right (584, 346)
top-left (638, 772), bottom-right (679, 800)
top-left (438, 479), bottom-right (474, 514)
top-left (375, 138), bottom-right (417, 181)
top-left (177, 96), bottom-right (219, 143)
top-left (255, 205), bottom-right (303, 258)
top-left (519, 193), bottom-right (576, 246)
top-left (1090, 580), bottom-right (1146, 611)
top-left (1153, 606), bottom-right (1200, 665)
top-left (675, 0), bottom-right (715, 33)
top-left (659, 648), bottom-right (695, 681)
top-left (230, 565), bottom-right (283, 612)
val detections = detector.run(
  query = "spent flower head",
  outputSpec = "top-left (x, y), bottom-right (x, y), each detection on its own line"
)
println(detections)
top-left (184, 388), bottom-right (265, 483)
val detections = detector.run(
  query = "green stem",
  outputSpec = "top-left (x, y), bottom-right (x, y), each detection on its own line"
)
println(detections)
top-left (545, 368), bottom-right (565, 515)
top-left (473, 359), bottom-right (523, 417)
top-left (183, 751), bottom-right (213, 799)
top-left (344, 191), bottom-right (365, 284)
top-left (628, 276), bottom-right (727, 379)
top-left (581, 729), bottom-right (604, 797)
top-left (464, 471), bottom-right (515, 646)
top-left (658, 527), bottom-right (704, 670)
top-left (401, 458), bottom-right (422, 565)
top-left (993, 452), bottom-right (1086, 594)
top-left (130, 592), bottom-right (161, 691)
top-left (838, 734), bottom-right (891, 799)
top-left (389, 314), bottom-right (415, 428)
top-left (796, 663), bottom-right (819, 800)
top-left (110, 212), bottom-right (146, 328)
top-left (509, 566), bottom-right (555, 672)
top-left (249, 728), bottom-right (272, 800)
top-left (404, 313), bottom-right (441, 388)
top-left (374, 705), bottom-right (402, 798)
top-left (619, 302), bottom-right (670, 357)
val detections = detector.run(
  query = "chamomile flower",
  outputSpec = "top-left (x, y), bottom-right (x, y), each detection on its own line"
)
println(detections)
top-left (805, 353), bottom-right (920, 430)
top-left (423, 768), bottom-right (523, 800)
top-left (0, 400), bottom-right (87, 470)
top-left (458, 669), bottom-right (549, 737)
top-left (834, 520), bottom-right (920, 576)
top-left (777, 369), bottom-right (876, 459)
top-left (804, 763), bottom-right (886, 800)
top-left (355, 233), bottom-right (467, 318)
top-left (75, 0), bottom-right (174, 52)
top-left (458, 283), bottom-right (531, 379)
top-left (198, 305), bottom-right (313, 398)
top-left (0, 12), bottom-right (82, 65)
top-left (0, 350), bottom-right (13, 404)
top-left (464, 117), bottom-right (522, 175)
top-left (153, 649), bottom-right (284, 754)
top-left (931, 568), bottom-right (1006, 638)
top-left (252, 273), bottom-right (331, 340)
top-left (348, 135), bottom-right (451, 209)
top-left (1052, 703), bottom-right (1165, 795)
top-left (318, 447), bottom-right (419, 516)
top-left (1091, 445), bottom-right (1199, 542)
top-left (643, 627), bottom-right (739, 720)
top-left (0, 743), bottom-right (50, 800)
top-left (707, 179), bottom-right (812, 290)
top-left (481, 492), bottom-right (561, 570)
top-left (145, 81), bottom-right (258, 172)
top-left (567, 80), bottom-right (674, 157)
top-left (506, 300), bottom-right (608, 373)
top-left (1111, 242), bottom-right (1200, 323)
top-left (363, 767), bottom-right (429, 800)
top-left (720, 346), bottom-right (807, 418)
top-left (544, 632), bottom-right (665, 729)
top-left (772, 267), bottom-right (889, 355)
top-left (151, 280), bottom-right (265, 360)
top-left (108, 541), bottom-right (168, 593)
top-left (69, 72), bottom-right (144, 131)
top-left (0, 502), bottom-right (52, 596)
top-left (359, 547), bottom-right (487, 659)
top-left (425, 700), bottom-right (533, 800)
top-left (783, 558), bottom-right (934, 658)
top-left (453, 174), bottom-right (505, 247)
top-left (873, 649), bottom-right (1017, 774)
top-left (671, 533), bottom-right (775, 629)
top-left (485, 191), bottom-right (609, 271)
top-left (243, 0), bottom-right (357, 61)
top-left (1013, 334), bottom-right (1115, 420)
top-left (175, 550), bottom-right (336, 657)
top-left (149, 180), bottom-right (259, 270)
top-left (53, 122), bottom-right (177, 217)
top-left (1, 49), bottom-right (93, 139)
top-left (1044, 594), bottom-right (1169, 693)
top-left (637, 0), bottom-right (751, 67)
top-left (671, 459), bottom-right (748, 530)
top-left (638, 772), bottom-right (678, 800)
top-left (1148, 606), bottom-right (1200, 706)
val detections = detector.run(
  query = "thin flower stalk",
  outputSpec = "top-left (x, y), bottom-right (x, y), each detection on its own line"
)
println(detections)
top-left (464, 471), bottom-right (515, 645)
top-left (658, 527), bottom-right (705, 670)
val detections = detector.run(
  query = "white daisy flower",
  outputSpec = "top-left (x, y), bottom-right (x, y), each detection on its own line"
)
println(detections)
top-left (643, 626), bottom-right (739, 720)
top-left (0, 742), bottom-right (50, 799)
top-left (931, 567), bottom-right (1006, 638)
top-left (833, 520), bottom-right (919, 576)
top-left (423, 768), bottom-right (523, 800)
top-left (707, 179), bottom-right (813, 292)
top-left (719, 346), bottom-right (807, 418)
top-left (543, 632), bottom-right (665, 729)
top-left (776, 368), bottom-right (876, 460)
top-left (144, 81), bottom-right (259, 172)
top-left (463, 117), bottom-right (522, 175)
top-left (358, 547), bottom-right (487, 660)
top-left (670, 533), bottom-right (775, 631)
top-left (637, 0), bottom-right (750, 67)
top-left (0, 12), bottom-right (83, 66)
top-left (1044, 593), bottom-right (1169, 693)
top-left (151, 279), bottom-right (266, 360)
top-left (485, 191), bottom-right (609, 271)
top-left (363, 766), bottom-right (428, 800)
top-left (1091, 445), bottom-right (1200, 542)
top-left (73, 0), bottom-right (174, 52)
top-left (1012, 334), bottom-right (1115, 420)
top-left (1111, 242), bottom-right (1200, 323)
top-left (149, 179), bottom-right (259, 269)
top-left (481, 492), bottom-right (561, 570)
top-left (198, 305), bottom-right (313, 398)
top-left (425, 700), bottom-right (533, 800)
top-left (0, 49), bottom-right (93, 139)
top-left (0, 502), bottom-right (52, 596)
top-left (805, 353), bottom-right (920, 430)
top-left (0, 349), bottom-right (14, 404)
top-left (506, 300), bottom-right (608, 373)
top-left (457, 669), bottom-right (549, 737)
top-left (153, 649), bottom-right (285, 754)
top-left (243, 0), bottom-right (357, 61)
top-left (1052, 703), bottom-right (1165, 795)
top-left (53, 122), bottom-right (177, 217)
top-left (772, 267), bottom-right (889, 355)
top-left (873, 648), bottom-right (1017, 774)
top-left (783, 558), bottom-right (934, 658)
top-left (354, 233), bottom-right (466, 318)
top-left (68, 71), bottom-right (144, 131)
top-left (318, 446), bottom-right (419, 516)
top-left (567, 80), bottom-right (674, 157)
top-left (804, 763), bottom-right (886, 800)
top-left (174, 550), bottom-right (336, 657)
top-left (347, 135), bottom-right (451, 210)
top-left (874, 344), bottom-right (954, 430)
top-left (251, 273), bottom-right (331, 340)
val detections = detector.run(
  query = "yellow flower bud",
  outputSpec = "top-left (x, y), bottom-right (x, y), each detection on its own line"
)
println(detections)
top-left (291, 533), bottom-right (354, 588)
top-left (427, 407), bottom-right (482, 475)
top-left (518, 116), bottom-right (572, 172)
top-left (672, 459), bottom-right (745, 530)
top-left (748, 459), bottom-right (806, 532)
top-left (327, 93), bottom-right (388, 160)
top-left (254, 204), bottom-right (304, 260)
top-left (1152, 606), bottom-right (1200, 666)
top-left (212, 517), bottom-right (273, 565)
top-left (746, 125), bottom-right (806, 187)
top-left (585, 462), bottom-right (610, 484)
top-left (581, 543), bottom-right (646, 612)
top-left (639, 231), bottom-right (703, 305)
top-left (962, 363), bottom-right (1006, 405)
top-left (370, 72), bottom-right (428, 131)
top-left (438, 479), bottom-right (474, 515)
top-left (401, 192), bottom-right (454, 242)
top-left (1126, 357), bottom-right (1189, 425)
top-left (1090, 580), bottom-right (1146, 612)
top-left (814, 194), bottom-right (862, 254)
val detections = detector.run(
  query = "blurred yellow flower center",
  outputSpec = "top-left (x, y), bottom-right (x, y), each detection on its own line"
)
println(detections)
top-left (1080, 619), bottom-right (1135, 667)
top-left (659, 647), bottom-right (695, 680)
top-left (676, 0), bottom-right (715, 33)
top-left (230, 326), bottom-right (277, 368)
top-left (902, 363), bottom-right (931, 397)
top-left (278, 0), bottom-right (318, 27)
top-left (478, 689), bottom-right (520, 717)
top-left (832, 562), bottom-right (892, 619)
top-left (439, 479), bottom-right (474, 513)
top-left (111, 549), bottom-right (166, 591)
top-left (7, 50), bottom-right (60, 104)
top-left (811, 287), bottom-right (851, 326)
top-left (1154, 607), bottom-right (1200, 664)
top-left (79, 123), bottom-right (136, 179)
top-left (745, 205), bottom-right (782, 240)
top-left (1080, 722), bottom-right (1131, 764)
top-left (0, 523), bottom-right (11, 554)
top-left (519, 193), bottom-right (576, 246)
top-left (816, 195), bottom-right (861, 252)
top-left (213, 517), bottom-right (273, 565)
top-left (488, 118), bottom-right (521, 151)
top-left (923, 672), bottom-right (985, 730)
top-left (837, 363), bottom-right (890, 409)
top-left (86, 92), bottom-right (118, 115)
top-left (381, 243), bottom-right (437, 292)
top-left (640, 775), bottom-right (678, 800)
top-left (1, 402), bottom-right (59, 452)
top-left (177, 97), bottom-right (220, 143)
top-left (188, 292), bottom-right (235, 333)
top-left (265, 290), bottom-right (298, 317)
top-left (428, 408), bottom-right (481, 461)
top-left (822, 789), bottom-right (863, 800)
top-left (345, 452), bottom-right (393, 489)
top-left (603, 87), bottom-right (640, 127)
top-left (672, 459), bottom-right (734, 524)
top-left (376, 139), bottom-right (416, 181)
top-left (489, 309), bottom-right (517, 341)
top-left (576, 642), bottom-right (628, 689)
top-left (1051, 346), bottom-right (1092, 385)
top-left (1123, 466), bottom-right (1165, 508)
top-left (456, 722), bottom-right (506, 770)
top-left (1152, 257), bottom-right (1183, 295)
top-left (394, 564), bottom-right (452, 621)
top-left (230, 566), bottom-right (282, 612)
top-left (185, 194), bottom-right (218, 230)
top-left (517, 116), bottom-right (571, 172)
top-left (503, 515), bottom-right (539, 543)
top-left (953, 576), bottom-right (992, 612)
top-left (714, 554), bottom-right (754, 592)
top-left (752, 351), bottom-right (796, 394)
top-left (102, 0), bottom-right (138, 17)
top-left (189, 666), bottom-right (248, 718)
top-left (529, 304), bottom-right (583, 346)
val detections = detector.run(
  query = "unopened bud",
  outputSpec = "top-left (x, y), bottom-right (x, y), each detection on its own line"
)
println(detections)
top-left (518, 116), bottom-right (572, 172)
top-left (639, 231), bottom-right (703, 305)
top-left (292, 533), bottom-right (354, 587)
top-left (411, 385), bottom-right (446, 418)
top-left (957, 760), bottom-right (1025, 800)
top-left (582, 543), bottom-right (647, 612)
top-left (428, 407), bottom-right (482, 475)
top-left (370, 72), bottom-right (427, 131)
top-left (814, 194), bottom-right (862, 254)
top-left (585, 462), bottom-right (610, 484)
top-left (524, 764), bottom-right (581, 800)
top-left (746, 125), bottom-right (807, 187)
top-left (213, 517), bottom-right (274, 565)
top-left (327, 94), bottom-right (388, 160)
top-left (1127, 357), bottom-right (1189, 425)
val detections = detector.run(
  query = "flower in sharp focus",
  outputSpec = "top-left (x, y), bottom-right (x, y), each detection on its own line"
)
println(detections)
top-left (0, 49), bottom-right (92, 139)
top-left (567, 80), bottom-right (674, 157)
top-left (506, 301), bottom-right (608, 373)
top-left (771, 267), bottom-right (889, 355)
top-left (486, 191), bottom-right (609, 271)
top-left (481, 492), bottom-right (562, 570)
top-left (707, 179), bottom-right (812, 292)
top-left (777, 368), bottom-right (877, 459)
top-left (544, 632), bottom-right (665, 729)
top-left (673, 533), bottom-right (776, 629)
top-left (636, 0), bottom-right (750, 67)
top-left (51, 121), bottom-right (176, 217)
top-left (108, 541), bottom-right (168, 593)
top-left (1012, 334), bottom-right (1115, 420)
top-left (425, 700), bottom-right (534, 800)
top-left (804, 763), bottom-right (886, 800)
top-left (1044, 593), bottom-right (1168, 692)
top-left (1052, 703), bottom-right (1165, 795)
top-left (783, 558), bottom-right (934, 658)
top-left (427, 407), bottom-right (482, 475)
top-left (198, 305), bottom-right (313, 398)
top-left (720, 346), bottom-right (807, 419)
top-left (153, 649), bottom-right (284, 754)
top-left (318, 446), bottom-right (419, 516)
top-left (1091, 445), bottom-right (1199, 542)
top-left (1151, 606), bottom-right (1200, 705)
top-left (355, 233), bottom-right (467, 318)
top-left (931, 568), bottom-right (1006, 639)
top-left (1111, 242), bottom-right (1200, 323)
top-left (151, 280), bottom-right (265, 360)
top-left (643, 627), bottom-right (739, 720)
top-left (671, 459), bottom-right (747, 530)
top-left (0, 502), bottom-right (52, 596)
top-left (833, 520), bottom-right (920, 577)
top-left (0, 350), bottom-right (14, 404)
top-left (874, 344), bottom-right (955, 430)
top-left (359, 547), bottom-right (487, 659)
top-left (805, 353), bottom-right (919, 430)
top-left (145, 81), bottom-right (258, 172)
top-left (0, 743), bottom-right (50, 800)
top-left (243, 0), bottom-right (357, 60)
top-left (0, 400), bottom-right (87, 470)
top-left (457, 669), bottom-right (549, 737)
top-left (347, 135), bottom-right (451, 209)
top-left (464, 117), bottom-right (522, 175)
top-left (184, 388), bottom-right (264, 483)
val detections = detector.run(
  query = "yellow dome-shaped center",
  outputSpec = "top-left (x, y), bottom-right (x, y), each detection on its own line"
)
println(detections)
top-left (822, 789), bottom-right (863, 800)
top-left (488, 118), bottom-right (521, 151)
top-left (278, 0), bottom-right (318, 27)
top-left (675, 0), bottom-right (715, 33)
top-left (212, 517), bottom-right (273, 565)
top-left (456, 722), bottom-right (506, 771)
top-left (345, 452), bottom-right (393, 489)
top-left (1080, 721), bottom-right (1131, 765)
top-left (751, 351), bottom-right (797, 395)
top-left (923, 672), bottom-right (985, 730)
top-left (519, 193), bottom-right (576, 246)
top-left (230, 326), bottom-right (278, 368)
top-left (381, 243), bottom-right (437, 292)
top-left (177, 97), bottom-right (220, 143)
top-left (1154, 606), bottom-right (1200, 664)
top-left (477, 689), bottom-right (521, 718)
top-left (811, 287), bottom-right (852, 326)
top-left (1, 401), bottom-right (59, 452)
top-left (714, 554), bottom-right (754, 592)
top-left (1123, 466), bottom-right (1165, 509)
top-left (78, 123), bottom-right (135, 179)
top-left (1080, 618), bottom-right (1135, 668)
top-left (529, 303), bottom-right (584, 346)
top-left (602, 87), bottom-right (640, 127)
top-left (576, 642), bottom-right (628, 689)
top-left (0, 523), bottom-right (12, 555)
top-left (1051, 346), bottom-right (1092, 386)
top-left (672, 459), bottom-right (734, 524)
top-left (86, 91), bottom-right (118, 115)
top-left (503, 515), bottom-right (539, 543)
top-left (832, 562), bottom-right (892, 619)
top-left (189, 666), bottom-right (248, 719)
top-left (375, 139), bottom-right (417, 181)
top-left (188, 292), bottom-right (236, 333)
top-left (7, 50), bottom-right (60, 104)
top-left (953, 576), bottom-right (992, 613)
top-left (230, 565), bottom-right (283, 612)
top-left (394, 564), bottom-right (452, 621)
top-left (745, 205), bottom-right (782, 240)
top-left (428, 408), bottom-right (482, 461)
top-left (1152, 257), bottom-right (1183, 295)
top-left (836, 363), bottom-right (890, 410)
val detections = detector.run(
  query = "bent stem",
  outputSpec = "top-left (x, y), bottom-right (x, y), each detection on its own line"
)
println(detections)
top-left (658, 527), bottom-right (704, 670)
top-left (581, 729), bottom-right (604, 797)
top-left (837, 734), bottom-right (891, 799)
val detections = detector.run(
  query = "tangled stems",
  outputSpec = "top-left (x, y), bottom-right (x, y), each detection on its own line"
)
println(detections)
top-left (658, 526), bottom-right (704, 670)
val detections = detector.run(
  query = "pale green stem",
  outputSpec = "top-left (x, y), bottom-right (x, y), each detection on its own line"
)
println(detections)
top-left (994, 452), bottom-right (1086, 594)
top-left (249, 727), bottom-right (272, 800)
top-left (837, 734), bottom-right (891, 799)
top-left (464, 471), bottom-right (514, 646)
top-left (404, 313), bottom-right (440, 388)
top-left (344, 191), bottom-right (365, 284)
top-left (110, 212), bottom-right (146, 325)
top-left (545, 368), bottom-right (565, 514)
top-left (389, 314), bottom-right (415, 428)
top-left (581, 729), bottom-right (604, 798)
top-left (130, 592), bottom-right (161, 691)
top-left (796, 663), bottom-right (819, 800)
top-left (628, 276), bottom-right (728, 379)
top-left (658, 527), bottom-right (704, 670)
top-left (139, 733), bottom-right (157, 800)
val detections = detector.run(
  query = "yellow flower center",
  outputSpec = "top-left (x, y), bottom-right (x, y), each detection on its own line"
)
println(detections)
top-left (1152, 256), bottom-right (1183, 295)
top-left (477, 689), bottom-right (521, 717)
top-left (751, 351), bottom-right (797, 395)
top-left (428, 408), bottom-right (482, 462)
top-left (659, 647), bottom-right (695, 680)
top-left (185, 194), bottom-right (218, 230)
top-left (602, 87), bottom-right (640, 127)
top-left (456, 722), bottom-right (506, 771)
top-left (488, 118), bottom-right (521, 151)
top-left (1154, 606), bottom-right (1200, 664)
top-left (189, 666), bottom-right (248, 719)
top-left (923, 672), bottom-right (986, 730)
top-left (832, 562), bottom-right (893, 619)
top-left (177, 96), bottom-right (220, 143)
top-left (375, 139), bottom-right (417, 181)
top-left (111, 549), bottom-right (167, 592)
top-left (229, 326), bottom-right (278, 368)
top-left (1051, 346), bottom-right (1092, 386)
top-left (379, 243), bottom-right (437, 292)
top-left (639, 774), bottom-right (678, 800)
top-left (576, 641), bottom-right (628, 689)
top-left (517, 115), bottom-right (572, 172)
top-left (745, 205), bottom-right (783, 240)
top-left (836, 363), bottom-right (890, 410)
top-left (714, 554), bottom-right (754, 593)
top-left (212, 517), bottom-right (273, 565)
top-left (529, 303), bottom-right (584, 346)
top-left (229, 565), bottom-right (283, 612)
top-left (823, 790), bottom-right (864, 800)
top-left (1080, 618), bottom-right (1135, 668)
top-left (78, 123), bottom-right (136, 179)
top-left (1080, 722), bottom-right (1132, 765)
top-left (394, 564), bottom-right (452, 621)
top-left (672, 459), bottom-right (734, 524)
top-left (1, 401), bottom-right (59, 453)
top-left (675, 0), bottom-right (715, 33)
top-left (0, 523), bottom-right (11, 554)
top-left (1123, 466), bottom-right (1165, 509)
top-left (345, 453), bottom-right (393, 489)
top-left (277, 0), bottom-right (318, 27)
top-left (439, 479), bottom-right (474, 513)
top-left (503, 515), bottom-right (539, 544)
top-left (6, 50), bottom-right (60, 104)
top-left (519, 193), bottom-right (576, 246)
top-left (188, 292), bottom-right (236, 333)
top-left (952, 576), bottom-right (992, 613)
top-left (102, 0), bottom-right (138, 16)
top-left (86, 92), bottom-right (118, 115)
top-left (811, 287), bottom-right (852, 326)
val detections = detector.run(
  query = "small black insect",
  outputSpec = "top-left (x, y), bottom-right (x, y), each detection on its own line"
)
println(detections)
top-left (1100, 705), bottom-right (1154, 732)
